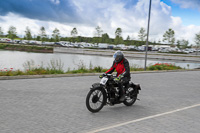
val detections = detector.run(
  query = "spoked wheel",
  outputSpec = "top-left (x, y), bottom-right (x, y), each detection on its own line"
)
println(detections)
top-left (86, 87), bottom-right (106, 113)
top-left (123, 87), bottom-right (137, 106)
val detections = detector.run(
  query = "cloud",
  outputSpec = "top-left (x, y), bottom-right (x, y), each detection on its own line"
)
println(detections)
top-left (0, 0), bottom-right (200, 45)
top-left (0, 0), bottom-right (79, 23)
top-left (0, 12), bottom-right (95, 38)
top-left (50, 0), bottom-right (60, 5)
top-left (171, 0), bottom-right (200, 10)
top-left (170, 17), bottom-right (200, 45)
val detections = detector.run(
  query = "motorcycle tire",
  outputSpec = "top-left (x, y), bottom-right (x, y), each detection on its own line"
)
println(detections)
top-left (86, 87), bottom-right (106, 113)
top-left (123, 87), bottom-right (138, 106)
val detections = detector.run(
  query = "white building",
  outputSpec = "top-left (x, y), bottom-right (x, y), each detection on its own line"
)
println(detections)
top-left (98, 43), bottom-right (108, 49)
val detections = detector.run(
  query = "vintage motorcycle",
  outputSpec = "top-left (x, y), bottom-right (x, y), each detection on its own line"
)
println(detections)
top-left (86, 73), bottom-right (141, 113)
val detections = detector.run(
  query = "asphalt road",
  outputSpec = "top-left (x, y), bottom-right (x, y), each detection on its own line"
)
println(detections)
top-left (0, 71), bottom-right (200, 133)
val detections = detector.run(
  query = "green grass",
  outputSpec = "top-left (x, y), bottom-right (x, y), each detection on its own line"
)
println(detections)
top-left (0, 62), bottom-right (183, 76)
top-left (0, 68), bottom-right (65, 76)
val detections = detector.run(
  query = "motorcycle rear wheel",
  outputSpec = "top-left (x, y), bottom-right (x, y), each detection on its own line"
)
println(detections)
top-left (86, 87), bottom-right (106, 113)
top-left (123, 87), bottom-right (137, 106)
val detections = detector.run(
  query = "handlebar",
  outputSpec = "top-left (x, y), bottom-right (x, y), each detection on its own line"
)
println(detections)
top-left (99, 73), bottom-right (117, 79)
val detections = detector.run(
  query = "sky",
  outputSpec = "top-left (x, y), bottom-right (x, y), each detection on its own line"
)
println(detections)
top-left (0, 0), bottom-right (200, 45)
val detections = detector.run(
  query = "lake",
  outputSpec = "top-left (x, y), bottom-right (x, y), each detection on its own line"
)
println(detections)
top-left (0, 50), bottom-right (200, 71)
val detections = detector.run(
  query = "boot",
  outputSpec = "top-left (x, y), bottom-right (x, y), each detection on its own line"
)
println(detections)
top-left (119, 87), bottom-right (125, 102)
top-left (119, 94), bottom-right (125, 102)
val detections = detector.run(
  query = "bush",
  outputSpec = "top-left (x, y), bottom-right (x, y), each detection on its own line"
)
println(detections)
top-left (0, 44), bottom-right (8, 49)
top-left (147, 63), bottom-right (182, 70)
top-left (130, 64), bottom-right (144, 71)
top-left (0, 61), bottom-right (183, 76)
top-left (94, 66), bottom-right (103, 72)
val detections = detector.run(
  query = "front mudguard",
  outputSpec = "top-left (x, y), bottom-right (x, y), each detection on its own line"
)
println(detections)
top-left (90, 83), bottom-right (107, 104)
top-left (91, 83), bottom-right (102, 89)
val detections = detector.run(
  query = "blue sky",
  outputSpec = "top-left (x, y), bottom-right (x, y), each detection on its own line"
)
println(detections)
top-left (161, 0), bottom-right (200, 26)
top-left (0, 0), bottom-right (79, 23)
top-left (0, 0), bottom-right (200, 44)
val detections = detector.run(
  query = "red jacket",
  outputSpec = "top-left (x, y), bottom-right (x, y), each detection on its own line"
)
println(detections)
top-left (105, 58), bottom-right (130, 78)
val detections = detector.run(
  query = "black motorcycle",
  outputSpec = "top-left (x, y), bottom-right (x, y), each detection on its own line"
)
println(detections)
top-left (86, 74), bottom-right (141, 113)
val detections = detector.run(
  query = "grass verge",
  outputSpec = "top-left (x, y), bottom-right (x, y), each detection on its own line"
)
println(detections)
top-left (0, 62), bottom-right (183, 76)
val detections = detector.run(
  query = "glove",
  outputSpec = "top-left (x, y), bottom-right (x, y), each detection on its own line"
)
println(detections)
top-left (99, 73), bottom-right (106, 78)
top-left (114, 74), bottom-right (124, 81)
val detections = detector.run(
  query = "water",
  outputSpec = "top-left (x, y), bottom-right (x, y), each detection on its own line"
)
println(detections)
top-left (0, 50), bottom-right (199, 71)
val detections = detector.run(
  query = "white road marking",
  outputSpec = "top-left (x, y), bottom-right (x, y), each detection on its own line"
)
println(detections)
top-left (87, 103), bottom-right (200, 133)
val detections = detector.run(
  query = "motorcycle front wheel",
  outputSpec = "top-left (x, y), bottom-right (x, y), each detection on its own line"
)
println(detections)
top-left (86, 87), bottom-right (106, 113)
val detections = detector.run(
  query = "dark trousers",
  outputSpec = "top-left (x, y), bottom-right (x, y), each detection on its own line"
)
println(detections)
top-left (118, 77), bottom-right (130, 96)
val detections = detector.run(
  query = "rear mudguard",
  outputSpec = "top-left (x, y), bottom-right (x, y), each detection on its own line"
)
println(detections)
top-left (129, 82), bottom-right (141, 94)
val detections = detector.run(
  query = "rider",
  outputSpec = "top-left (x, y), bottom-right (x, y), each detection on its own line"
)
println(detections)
top-left (105, 50), bottom-right (130, 102)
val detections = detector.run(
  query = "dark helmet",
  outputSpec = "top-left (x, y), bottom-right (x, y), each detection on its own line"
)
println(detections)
top-left (113, 50), bottom-right (124, 63)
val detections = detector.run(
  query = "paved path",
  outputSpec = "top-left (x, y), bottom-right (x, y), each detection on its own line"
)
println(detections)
top-left (0, 71), bottom-right (200, 133)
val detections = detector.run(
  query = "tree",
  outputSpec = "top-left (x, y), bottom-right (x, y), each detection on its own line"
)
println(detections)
top-left (93, 26), bottom-right (103, 43)
top-left (36, 36), bottom-right (41, 41)
top-left (24, 26), bottom-right (32, 42)
top-left (138, 27), bottom-right (146, 41)
top-left (177, 39), bottom-right (189, 49)
top-left (114, 36), bottom-right (124, 45)
top-left (7, 26), bottom-right (17, 41)
top-left (176, 40), bottom-right (181, 48)
top-left (101, 33), bottom-right (110, 43)
top-left (71, 27), bottom-right (78, 37)
top-left (126, 35), bottom-right (130, 41)
top-left (71, 27), bottom-right (78, 42)
top-left (95, 26), bottom-right (103, 37)
top-left (39, 26), bottom-right (47, 44)
top-left (114, 28), bottom-right (123, 44)
top-left (158, 39), bottom-right (161, 44)
top-left (163, 28), bottom-right (175, 44)
top-left (115, 27), bottom-right (122, 37)
top-left (195, 32), bottom-right (200, 49)
top-left (0, 27), bottom-right (3, 37)
top-left (52, 28), bottom-right (60, 42)
top-left (125, 35), bottom-right (131, 45)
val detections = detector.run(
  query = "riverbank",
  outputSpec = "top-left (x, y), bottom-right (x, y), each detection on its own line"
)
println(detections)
top-left (1, 44), bottom-right (199, 62)
top-left (54, 47), bottom-right (200, 62)
top-left (0, 43), bottom-right (53, 53)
